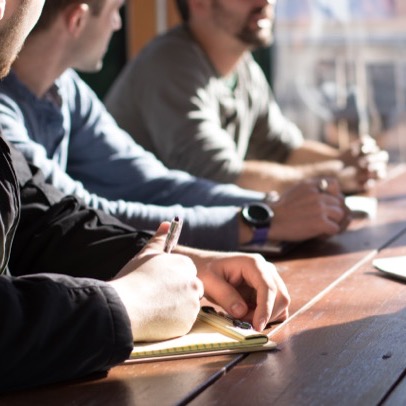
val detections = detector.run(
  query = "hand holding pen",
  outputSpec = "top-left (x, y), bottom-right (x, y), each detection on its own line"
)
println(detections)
top-left (110, 220), bottom-right (203, 342)
top-left (164, 216), bottom-right (183, 253)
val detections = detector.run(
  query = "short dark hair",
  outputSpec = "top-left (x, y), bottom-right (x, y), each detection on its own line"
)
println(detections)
top-left (176, 0), bottom-right (189, 23)
top-left (33, 0), bottom-right (107, 32)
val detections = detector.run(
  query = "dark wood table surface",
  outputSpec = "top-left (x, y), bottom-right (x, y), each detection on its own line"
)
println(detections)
top-left (2, 166), bottom-right (406, 406)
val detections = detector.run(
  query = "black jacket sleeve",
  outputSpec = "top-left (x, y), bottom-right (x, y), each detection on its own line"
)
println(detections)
top-left (0, 137), bottom-right (140, 391)
top-left (0, 137), bottom-right (19, 274)
top-left (0, 273), bottom-right (133, 392)
top-left (8, 142), bottom-right (152, 280)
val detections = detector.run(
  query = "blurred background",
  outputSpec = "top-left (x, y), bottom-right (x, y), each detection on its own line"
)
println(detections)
top-left (83, 0), bottom-right (406, 163)
top-left (273, 0), bottom-right (406, 162)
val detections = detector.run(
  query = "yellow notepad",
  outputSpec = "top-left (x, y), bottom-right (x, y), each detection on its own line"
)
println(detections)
top-left (127, 307), bottom-right (276, 363)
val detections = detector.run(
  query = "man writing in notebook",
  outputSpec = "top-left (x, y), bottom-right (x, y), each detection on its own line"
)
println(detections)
top-left (0, 0), bottom-right (351, 253)
top-left (0, 0), bottom-right (290, 391)
top-left (106, 0), bottom-right (388, 195)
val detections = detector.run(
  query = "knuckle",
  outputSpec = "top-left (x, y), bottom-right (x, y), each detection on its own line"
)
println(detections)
top-left (241, 252), bottom-right (266, 266)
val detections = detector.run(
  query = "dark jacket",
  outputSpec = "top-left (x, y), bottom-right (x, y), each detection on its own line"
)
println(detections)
top-left (0, 136), bottom-right (151, 391)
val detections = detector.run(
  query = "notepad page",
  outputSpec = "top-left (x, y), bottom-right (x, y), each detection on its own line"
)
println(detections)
top-left (131, 319), bottom-right (273, 359)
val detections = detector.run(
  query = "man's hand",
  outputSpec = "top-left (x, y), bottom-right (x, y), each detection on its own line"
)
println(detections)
top-left (269, 178), bottom-right (352, 241)
top-left (174, 247), bottom-right (290, 331)
top-left (109, 222), bottom-right (204, 342)
top-left (340, 135), bottom-right (388, 193)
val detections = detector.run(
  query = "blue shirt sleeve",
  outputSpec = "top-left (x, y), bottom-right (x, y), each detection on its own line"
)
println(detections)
top-left (0, 70), bottom-right (265, 251)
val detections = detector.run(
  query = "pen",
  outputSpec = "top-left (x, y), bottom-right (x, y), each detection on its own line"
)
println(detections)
top-left (164, 216), bottom-right (183, 253)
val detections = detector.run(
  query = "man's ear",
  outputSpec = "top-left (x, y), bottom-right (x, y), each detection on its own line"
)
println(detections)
top-left (64, 3), bottom-right (90, 37)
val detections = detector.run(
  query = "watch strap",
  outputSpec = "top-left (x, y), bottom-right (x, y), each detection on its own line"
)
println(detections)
top-left (250, 226), bottom-right (269, 245)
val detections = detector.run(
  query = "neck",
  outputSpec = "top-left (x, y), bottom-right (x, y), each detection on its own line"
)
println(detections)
top-left (12, 32), bottom-right (68, 98)
top-left (187, 22), bottom-right (247, 77)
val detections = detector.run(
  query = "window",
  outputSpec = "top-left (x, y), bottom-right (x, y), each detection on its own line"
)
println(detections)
top-left (273, 0), bottom-right (406, 162)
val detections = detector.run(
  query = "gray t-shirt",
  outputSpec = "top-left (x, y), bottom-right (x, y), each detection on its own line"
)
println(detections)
top-left (105, 25), bottom-right (304, 184)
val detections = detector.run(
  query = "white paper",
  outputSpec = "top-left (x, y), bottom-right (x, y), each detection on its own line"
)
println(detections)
top-left (345, 196), bottom-right (378, 218)
top-left (373, 256), bottom-right (406, 281)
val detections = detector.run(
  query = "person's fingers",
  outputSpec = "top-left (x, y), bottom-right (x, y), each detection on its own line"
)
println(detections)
top-left (207, 256), bottom-right (290, 331)
top-left (356, 161), bottom-right (387, 189)
top-left (201, 271), bottom-right (249, 319)
top-left (338, 204), bottom-right (352, 232)
top-left (141, 221), bottom-right (171, 254)
top-left (251, 262), bottom-right (290, 330)
top-left (358, 150), bottom-right (389, 167)
top-left (117, 222), bottom-right (172, 275)
top-left (357, 151), bottom-right (388, 187)
top-left (312, 193), bottom-right (347, 228)
top-left (313, 176), bottom-right (341, 196)
top-left (323, 178), bottom-right (341, 196)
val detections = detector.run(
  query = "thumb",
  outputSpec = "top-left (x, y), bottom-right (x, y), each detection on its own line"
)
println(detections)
top-left (142, 221), bottom-right (171, 254)
top-left (114, 222), bottom-right (171, 278)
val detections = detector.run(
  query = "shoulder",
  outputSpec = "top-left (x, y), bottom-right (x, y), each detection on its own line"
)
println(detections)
top-left (124, 25), bottom-right (213, 81)
top-left (58, 69), bottom-right (102, 114)
top-left (0, 72), bottom-right (32, 109)
top-left (141, 26), bottom-right (201, 61)
top-left (58, 68), bottom-right (92, 95)
top-left (0, 73), bottom-right (31, 120)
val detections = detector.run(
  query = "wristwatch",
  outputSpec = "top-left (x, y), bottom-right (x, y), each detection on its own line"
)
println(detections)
top-left (241, 202), bottom-right (274, 245)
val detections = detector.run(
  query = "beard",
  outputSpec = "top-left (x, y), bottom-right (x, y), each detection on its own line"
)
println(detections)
top-left (212, 0), bottom-right (274, 49)
top-left (0, 20), bottom-right (19, 78)
top-left (237, 24), bottom-right (273, 49)
top-left (0, 0), bottom-right (31, 79)
top-left (236, 8), bottom-right (274, 49)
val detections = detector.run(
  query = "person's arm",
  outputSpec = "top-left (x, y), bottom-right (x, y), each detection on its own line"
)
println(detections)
top-left (0, 137), bottom-right (19, 274)
top-left (0, 134), bottom-right (201, 391)
top-left (0, 273), bottom-right (133, 392)
top-left (239, 136), bottom-right (388, 194)
top-left (285, 138), bottom-right (388, 193)
top-left (236, 177), bottom-right (351, 246)
top-left (0, 70), bottom-right (265, 209)
top-left (67, 71), bottom-right (263, 207)
top-left (230, 69), bottom-right (344, 193)
top-left (0, 71), bottom-right (267, 251)
top-left (237, 144), bottom-right (344, 193)
top-left (0, 224), bottom-right (204, 392)
top-left (4, 138), bottom-right (151, 279)
top-left (8, 136), bottom-right (351, 273)
top-left (267, 178), bottom-right (351, 241)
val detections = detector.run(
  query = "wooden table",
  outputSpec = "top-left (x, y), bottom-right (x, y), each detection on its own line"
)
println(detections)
top-left (2, 167), bottom-right (406, 406)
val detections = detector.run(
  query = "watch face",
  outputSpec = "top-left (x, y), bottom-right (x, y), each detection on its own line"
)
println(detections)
top-left (242, 203), bottom-right (272, 227)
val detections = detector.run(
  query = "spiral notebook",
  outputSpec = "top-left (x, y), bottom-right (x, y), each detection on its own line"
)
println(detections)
top-left (127, 307), bottom-right (276, 363)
